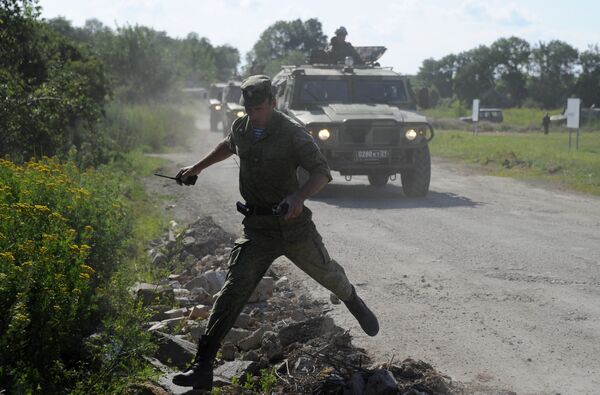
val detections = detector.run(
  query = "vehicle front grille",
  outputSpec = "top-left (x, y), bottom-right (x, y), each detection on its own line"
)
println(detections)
top-left (339, 121), bottom-right (400, 146)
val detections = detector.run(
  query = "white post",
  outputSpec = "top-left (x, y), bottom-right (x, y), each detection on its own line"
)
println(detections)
top-left (472, 99), bottom-right (480, 135)
top-left (566, 98), bottom-right (581, 150)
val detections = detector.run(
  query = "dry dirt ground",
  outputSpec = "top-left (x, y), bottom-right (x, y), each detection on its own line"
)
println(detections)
top-left (143, 105), bottom-right (600, 395)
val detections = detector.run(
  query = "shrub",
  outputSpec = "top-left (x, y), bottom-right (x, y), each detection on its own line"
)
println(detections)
top-left (0, 156), bottom-right (135, 392)
top-left (101, 102), bottom-right (196, 152)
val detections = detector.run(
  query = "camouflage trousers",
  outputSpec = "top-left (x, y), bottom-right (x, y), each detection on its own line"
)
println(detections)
top-left (204, 208), bottom-right (353, 345)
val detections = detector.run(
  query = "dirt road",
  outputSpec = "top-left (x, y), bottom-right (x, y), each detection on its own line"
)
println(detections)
top-left (146, 106), bottom-right (600, 394)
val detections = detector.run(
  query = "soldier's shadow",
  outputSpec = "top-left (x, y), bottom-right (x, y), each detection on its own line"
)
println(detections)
top-left (310, 181), bottom-right (480, 210)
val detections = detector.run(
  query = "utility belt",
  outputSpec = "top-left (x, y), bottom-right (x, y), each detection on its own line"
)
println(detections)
top-left (236, 201), bottom-right (289, 217)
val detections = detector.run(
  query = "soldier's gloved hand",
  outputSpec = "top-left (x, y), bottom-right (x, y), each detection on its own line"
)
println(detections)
top-left (176, 165), bottom-right (199, 186)
top-left (280, 193), bottom-right (304, 220)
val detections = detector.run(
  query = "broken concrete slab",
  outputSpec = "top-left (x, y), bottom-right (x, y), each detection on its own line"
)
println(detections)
top-left (189, 287), bottom-right (213, 305)
top-left (164, 307), bottom-right (188, 319)
top-left (202, 270), bottom-right (227, 295)
top-left (223, 327), bottom-right (252, 345)
top-left (365, 369), bottom-right (398, 395)
top-left (248, 276), bottom-right (273, 303)
top-left (152, 331), bottom-right (196, 370)
top-left (238, 325), bottom-right (272, 351)
top-left (220, 342), bottom-right (236, 361)
top-left (233, 313), bottom-right (254, 330)
top-left (129, 282), bottom-right (174, 306)
top-left (187, 304), bottom-right (210, 320)
top-left (278, 316), bottom-right (337, 347)
top-left (261, 331), bottom-right (283, 362)
top-left (214, 360), bottom-right (258, 382)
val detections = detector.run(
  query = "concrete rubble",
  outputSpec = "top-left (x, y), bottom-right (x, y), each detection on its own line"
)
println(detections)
top-left (130, 216), bottom-right (457, 394)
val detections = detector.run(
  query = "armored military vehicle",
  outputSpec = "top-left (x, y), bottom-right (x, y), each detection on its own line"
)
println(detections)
top-left (208, 82), bottom-right (227, 131)
top-left (220, 81), bottom-right (245, 135)
top-left (271, 47), bottom-right (434, 196)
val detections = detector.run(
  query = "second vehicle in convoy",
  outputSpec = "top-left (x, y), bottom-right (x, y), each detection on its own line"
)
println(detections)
top-left (271, 47), bottom-right (434, 196)
top-left (219, 81), bottom-right (245, 135)
top-left (208, 82), bottom-right (227, 131)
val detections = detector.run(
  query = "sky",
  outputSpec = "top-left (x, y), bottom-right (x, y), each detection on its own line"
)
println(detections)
top-left (40, 0), bottom-right (600, 75)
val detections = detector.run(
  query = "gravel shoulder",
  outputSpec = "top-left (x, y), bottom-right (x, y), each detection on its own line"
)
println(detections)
top-left (144, 105), bottom-right (600, 394)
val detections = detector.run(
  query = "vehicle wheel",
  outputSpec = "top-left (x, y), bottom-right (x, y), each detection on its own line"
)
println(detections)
top-left (367, 174), bottom-right (389, 187)
top-left (297, 167), bottom-right (310, 187)
top-left (210, 114), bottom-right (218, 131)
top-left (401, 145), bottom-right (431, 197)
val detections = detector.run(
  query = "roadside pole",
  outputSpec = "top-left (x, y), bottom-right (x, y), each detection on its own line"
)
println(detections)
top-left (472, 99), bottom-right (480, 135)
top-left (566, 98), bottom-right (581, 150)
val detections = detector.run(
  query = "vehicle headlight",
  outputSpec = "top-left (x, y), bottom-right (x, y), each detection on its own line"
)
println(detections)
top-left (405, 129), bottom-right (417, 141)
top-left (318, 128), bottom-right (331, 141)
top-left (236, 111), bottom-right (245, 117)
top-left (214, 105), bottom-right (221, 111)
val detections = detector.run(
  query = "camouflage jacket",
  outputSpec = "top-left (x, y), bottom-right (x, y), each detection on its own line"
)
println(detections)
top-left (224, 110), bottom-right (332, 208)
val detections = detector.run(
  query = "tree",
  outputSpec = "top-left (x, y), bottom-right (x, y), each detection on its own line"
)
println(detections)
top-left (98, 25), bottom-right (175, 102)
top-left (246, 18), bottom-right (327, 76)
top-left (0, 0), bottom-right (108, 161)
top-left (490, 36), bottom-right (531, 106)
top-left (175, 33), bottom-right (217, 86)
top-left (528, 40), bottom-right (578, 108)
top-left (417, 55), bottom-right (457, 98)
top-left (453, 46), bottom-right (496, 105)
top-left (575, 45), bottom-right (600, 107)
top-left (213, 44), bottom-right (240, 81)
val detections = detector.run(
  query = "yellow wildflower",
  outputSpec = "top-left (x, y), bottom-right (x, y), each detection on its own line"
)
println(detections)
top-left (34, 205), bottom-right (51, 214)
top-left (79, 272), bottom-right (90, 280)
top-left (0, 252), bottom-right (15, 263)
top-left (49, 212), bottom-right (66, 222)
top-left (80, 264), bottom-right (95, 273)
top-left (42, 233), bottom-right (58, 242)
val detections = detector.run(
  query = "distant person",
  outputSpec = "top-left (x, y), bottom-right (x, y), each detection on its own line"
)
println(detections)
top-left (328, 26), bottom-right (363, 64)
top-left (542, 113), bottom-right (550, 135)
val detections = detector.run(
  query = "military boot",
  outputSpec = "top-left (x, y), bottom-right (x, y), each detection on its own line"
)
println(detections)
top-left (172, 335), bottom-right (219, 389)
top-left (343, 285), bottom-right (379, 336)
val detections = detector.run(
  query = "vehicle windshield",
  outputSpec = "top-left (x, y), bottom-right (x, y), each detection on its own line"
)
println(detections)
top-left (354, 80), bottom-right (407, 103)
top-left (299, 80), bottom-right (349, 103)
top-left (297, 78), bottom-right (408, 105)
top-left (209, 86), bottom-right (223, 99)
top-left (225, 86), bottom-right (241, 103)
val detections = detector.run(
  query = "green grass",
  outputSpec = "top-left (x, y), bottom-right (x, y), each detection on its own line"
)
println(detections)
top-left (102, 102), bottom-right (197, 153)
top-left (430, 130), bottom-right (600, 195)
top-left (422, 105), bottom-right (562, 124)
top-left (421, 104), bottom-right (564, 131)
top-left (503, 107), bottom-right (559, 127)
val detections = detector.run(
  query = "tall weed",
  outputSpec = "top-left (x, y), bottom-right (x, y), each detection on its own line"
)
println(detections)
top-left (0, 156), bottom-right (158, 392)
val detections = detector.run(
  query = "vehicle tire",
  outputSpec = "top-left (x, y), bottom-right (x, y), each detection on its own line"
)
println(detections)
top-left (297, 167), bottom-right (310, 187)
top-left (401, 144), bottom-right (431, 197)
top-left (367, 174), bottom-right (388, 187)
top-left (210, 113), bottom-right (218, 132)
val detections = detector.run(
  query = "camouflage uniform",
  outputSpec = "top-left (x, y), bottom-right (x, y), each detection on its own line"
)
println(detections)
top-left (173, 75), bottom-right (377, 390)
top-left (203, 108), bottom-right (353, 345)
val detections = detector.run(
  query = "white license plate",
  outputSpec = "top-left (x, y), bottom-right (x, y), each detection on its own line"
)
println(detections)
top-left (355, 150), bottom-right (389, 161)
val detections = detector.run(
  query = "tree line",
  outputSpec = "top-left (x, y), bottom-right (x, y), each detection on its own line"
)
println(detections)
top-left (416, 37), bottom-right (600, 109)
top-left (1, 0), bottom-right (240, 163)
top-left (5, 0), bottom-right (597, 166)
